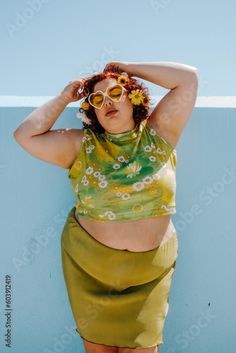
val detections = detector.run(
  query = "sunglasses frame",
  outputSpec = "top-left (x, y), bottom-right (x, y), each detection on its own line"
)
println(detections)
top-left (88, 83), bottom-right (126, 110)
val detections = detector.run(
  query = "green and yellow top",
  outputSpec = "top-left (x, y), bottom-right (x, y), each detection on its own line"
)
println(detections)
top-left (68, 118), bottom-right (177, 222)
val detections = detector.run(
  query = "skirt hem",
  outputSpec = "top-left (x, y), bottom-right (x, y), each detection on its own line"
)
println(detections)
top-left (76, 328), bottom-right (164, 349)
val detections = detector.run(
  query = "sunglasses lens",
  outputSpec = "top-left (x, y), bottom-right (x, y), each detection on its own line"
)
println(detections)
top-left (108, 85), bottom-right (123, 101)
top-left (90, 93), bottom-right (104, 108)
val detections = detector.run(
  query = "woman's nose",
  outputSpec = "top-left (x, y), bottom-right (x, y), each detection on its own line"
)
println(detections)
top-left (104, 95), bottom-right (113, 105)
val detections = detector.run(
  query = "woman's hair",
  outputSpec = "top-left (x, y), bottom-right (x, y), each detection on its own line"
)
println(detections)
top-left (78, 68), bottom-right (151, 133)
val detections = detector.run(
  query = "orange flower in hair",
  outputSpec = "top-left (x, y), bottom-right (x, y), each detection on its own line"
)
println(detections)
top-left (81, 100), bottom-right (90, 110)
top-left (117, 74), bottom-right (129, 86)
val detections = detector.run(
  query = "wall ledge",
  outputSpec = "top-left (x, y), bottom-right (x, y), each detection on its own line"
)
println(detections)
top-left (1, 96), bottom-right (236, 108)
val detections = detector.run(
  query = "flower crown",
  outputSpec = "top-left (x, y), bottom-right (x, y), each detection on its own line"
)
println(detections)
top-left (77, 72), bottom-right (149, 125)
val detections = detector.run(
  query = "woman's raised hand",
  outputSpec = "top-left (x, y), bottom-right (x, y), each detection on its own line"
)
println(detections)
top-left (103, 61), bottom-right (129, 74)
top-left (59, 72), bottom-right (101, 104)
top-left (59, 78), bottom-right (87, 104)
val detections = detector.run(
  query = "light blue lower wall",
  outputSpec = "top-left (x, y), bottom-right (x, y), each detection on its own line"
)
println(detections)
top-left (1, 104), bottom-right (235, 353)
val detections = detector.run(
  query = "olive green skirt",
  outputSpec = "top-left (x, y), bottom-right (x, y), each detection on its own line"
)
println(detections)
top-left (60, 206), bottom-right (179, 349)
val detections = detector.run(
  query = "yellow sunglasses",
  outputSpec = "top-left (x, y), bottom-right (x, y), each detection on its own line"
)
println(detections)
top-left (88, 83), bottom-right (126, 109)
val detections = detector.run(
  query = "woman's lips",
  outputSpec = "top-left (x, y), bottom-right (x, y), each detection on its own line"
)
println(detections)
top-left (106, 109), bottom-right (118, 117)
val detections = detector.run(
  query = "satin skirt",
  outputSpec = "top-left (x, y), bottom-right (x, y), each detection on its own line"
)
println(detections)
top-left (60, 206), bottom-right (179, 349)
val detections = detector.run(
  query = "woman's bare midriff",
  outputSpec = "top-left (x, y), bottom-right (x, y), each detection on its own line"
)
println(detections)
top-left (76, 213), bottom-right (176, 252)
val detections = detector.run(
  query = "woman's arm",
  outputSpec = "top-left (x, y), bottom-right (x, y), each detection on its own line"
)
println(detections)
top-left (13, 79), bottom-right (86, 169)
top-left (13, 76), bottom-right (86, 138)
top-left (121, 61), bottom-right (199, 147)
top-left (14, 95), bottom-right (70, 138)
top-left (122, 61), bottom-right (198, 88)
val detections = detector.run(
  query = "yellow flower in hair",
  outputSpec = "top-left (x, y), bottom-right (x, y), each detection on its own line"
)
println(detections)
top-left (117, 75), bottom-right (129, 86)
top-left (81, 100), bottom-right (90, 110)
top-left (128, 89), bottom-right (145, 105)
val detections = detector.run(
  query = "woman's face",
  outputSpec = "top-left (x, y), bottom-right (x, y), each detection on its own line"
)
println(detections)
top-left (92, 78), bottom-right (135, 134)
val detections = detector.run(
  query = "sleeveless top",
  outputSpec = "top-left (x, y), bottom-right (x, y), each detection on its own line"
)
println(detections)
top-left (67, 118), bottom-right (177, 222)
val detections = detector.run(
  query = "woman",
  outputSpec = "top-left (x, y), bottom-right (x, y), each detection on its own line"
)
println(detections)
top-left (14, 61), bottom-right (199, 353)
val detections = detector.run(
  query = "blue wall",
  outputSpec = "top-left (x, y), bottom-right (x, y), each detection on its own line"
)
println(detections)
top-left (1, 0), bottom-right (235, 96)
top-left (1, 103), bottom-right (235, 353)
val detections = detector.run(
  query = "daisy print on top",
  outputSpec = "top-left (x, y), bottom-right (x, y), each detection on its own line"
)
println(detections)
top-left (68, 118), bottom-right (177, 222)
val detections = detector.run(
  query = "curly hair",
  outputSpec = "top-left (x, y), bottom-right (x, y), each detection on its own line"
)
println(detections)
top-left (77, 68), bottom-right (151, 133)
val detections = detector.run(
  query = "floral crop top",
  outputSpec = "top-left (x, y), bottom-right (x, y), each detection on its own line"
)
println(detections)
top-left (67, 117), bottom-right (177, 222)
